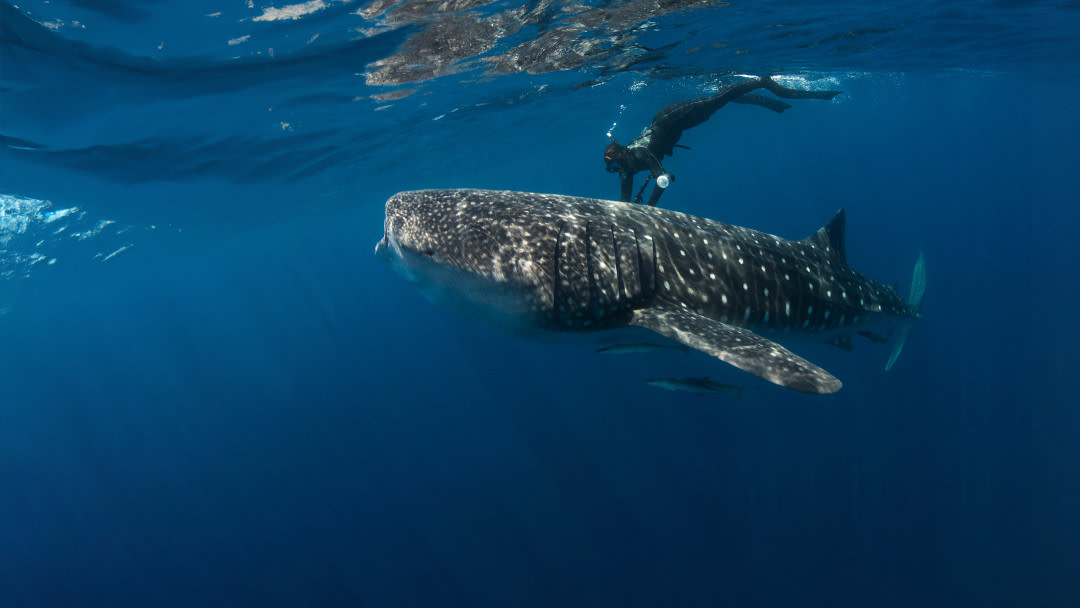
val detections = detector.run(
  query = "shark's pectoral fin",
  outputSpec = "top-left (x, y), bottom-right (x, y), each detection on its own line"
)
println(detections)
top-left (629, 307), bottom-right (842, 394)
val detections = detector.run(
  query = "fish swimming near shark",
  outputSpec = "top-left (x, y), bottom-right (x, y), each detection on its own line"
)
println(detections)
top-left (375, 189), bottom-right (926, 394)
top-left (594, 342), bottom-right (691, 355)
top-left (644, 377), bottom-right (757, 399)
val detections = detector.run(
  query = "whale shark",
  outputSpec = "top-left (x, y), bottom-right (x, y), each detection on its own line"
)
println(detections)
top-left (375, 189), bottom-right (925, 394)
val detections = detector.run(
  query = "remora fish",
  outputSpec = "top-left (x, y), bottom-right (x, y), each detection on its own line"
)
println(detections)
top-left (594, 342), bottom-right (691, 355)
top-left (375, 189), bottom-right (925, 394)
top-left (644, 377), bottom-right (757, 398)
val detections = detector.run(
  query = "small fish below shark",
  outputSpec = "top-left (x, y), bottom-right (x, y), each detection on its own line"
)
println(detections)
top-left (594, 342), bottom-right (690, 355)
top-left (376, 189), bottom-right (926, 394)
top-left (644, 377), bottom-right (757, 399)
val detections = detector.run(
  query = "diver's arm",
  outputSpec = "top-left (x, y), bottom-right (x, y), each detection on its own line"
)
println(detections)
top-left (642, 153), bottom-right (670, 206)
top-left (619, 173), bottom-right (634, 202)
top-left (644, 166), bottom-right (673, 207)
top-left (645, 184), bottom-right (664, 207)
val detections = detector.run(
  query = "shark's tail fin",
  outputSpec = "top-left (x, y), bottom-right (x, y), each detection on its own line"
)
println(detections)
top-left (885, 251), bottom-right (927, 371)
top-left (907, 251), bottom-right (927, 311)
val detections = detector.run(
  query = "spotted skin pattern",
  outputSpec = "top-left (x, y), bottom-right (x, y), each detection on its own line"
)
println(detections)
top-left (377, 189), bottom-right (921, 394)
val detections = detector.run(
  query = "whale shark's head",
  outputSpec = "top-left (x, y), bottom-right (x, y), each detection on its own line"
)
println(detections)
top-left (375, 189), bottom-right (560, 334)
top-left (376, 189), bottom-right (516, 282)
top-left (375, 189), bottom-right (455, 281)
top-left (376, 188), bottom-right (662, 335)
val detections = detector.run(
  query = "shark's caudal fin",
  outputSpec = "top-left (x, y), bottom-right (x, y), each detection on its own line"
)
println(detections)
top-left (885, 251), bottom-right (927, 371)
top-left (630, 307), bottom-right (842, 394)
top-left (907, 251), bottom-right (928, 310)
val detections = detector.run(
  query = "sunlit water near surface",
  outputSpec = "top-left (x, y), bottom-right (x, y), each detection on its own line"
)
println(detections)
top-left (3, 1), bottom-right (1080, 605)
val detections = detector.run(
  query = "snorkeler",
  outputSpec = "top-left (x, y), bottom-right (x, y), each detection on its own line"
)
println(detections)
top-left (604, 75), bottom-right (842, 206)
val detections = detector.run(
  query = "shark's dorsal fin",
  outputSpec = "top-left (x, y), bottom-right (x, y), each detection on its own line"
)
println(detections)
top-left (629, 307), bottom-right (842, 394)
top-left (805, 209), bottom-right (847, 265)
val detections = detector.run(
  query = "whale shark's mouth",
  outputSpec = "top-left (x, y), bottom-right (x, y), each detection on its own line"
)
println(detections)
top-left (374, 227), bottom-right (400, 263)
top-left (374, 227), bottom-right (417, 282)
top-left (375, 216), bottom-right (416, 262)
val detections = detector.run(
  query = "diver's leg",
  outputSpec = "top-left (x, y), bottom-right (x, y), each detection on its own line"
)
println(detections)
top-left (731, 94), bottom-right (792, 114)
top-left (650, 95), bottom-right (734, 132)
top-left (649, 77), bottom-right (775, 131)
top-left (645, 76), bottom-right (841, 149)
top-left (762, 77), bottom-right (842, 100)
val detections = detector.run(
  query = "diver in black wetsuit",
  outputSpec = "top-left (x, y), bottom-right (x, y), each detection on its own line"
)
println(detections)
top-left (603, 75), bottom-right (843, 206)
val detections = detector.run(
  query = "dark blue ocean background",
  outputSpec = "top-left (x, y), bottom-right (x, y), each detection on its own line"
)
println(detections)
top-left (2, 1), bottom-right (1079, 605)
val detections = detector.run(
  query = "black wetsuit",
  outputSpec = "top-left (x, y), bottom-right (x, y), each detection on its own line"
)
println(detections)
top-left (612, 76), bottom-right (842, 206)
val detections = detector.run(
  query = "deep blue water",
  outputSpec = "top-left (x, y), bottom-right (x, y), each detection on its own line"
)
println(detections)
top-left (3, 1), bottom-right (1080, 605)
